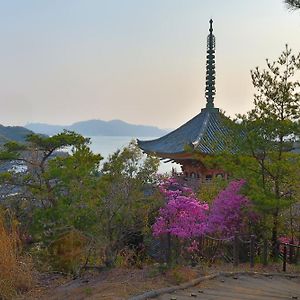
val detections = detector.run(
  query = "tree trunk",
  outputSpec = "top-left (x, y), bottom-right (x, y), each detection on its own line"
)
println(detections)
top-left (271, 209), bottom-right (279, 256)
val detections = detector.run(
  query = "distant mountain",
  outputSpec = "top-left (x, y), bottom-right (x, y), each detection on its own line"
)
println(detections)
top-left (0, 124), bottom-right (33, 145)
top-left (24, 123), bottom-right (64, 136)
top-left (25, 119), bottom-right (169, 137)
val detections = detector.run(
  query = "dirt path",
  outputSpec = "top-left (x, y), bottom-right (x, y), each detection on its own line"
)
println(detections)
top-left (20, 264), bottom-right (300, 299)
top-left (156, 274), bottom-right (300, 300)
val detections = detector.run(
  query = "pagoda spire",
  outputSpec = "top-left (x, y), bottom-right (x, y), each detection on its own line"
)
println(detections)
top-left (205, 19), bottom-right (216, 108)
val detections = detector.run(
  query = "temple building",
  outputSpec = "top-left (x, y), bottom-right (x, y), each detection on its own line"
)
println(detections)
top-left (137, 19), bottom-right (230, 181)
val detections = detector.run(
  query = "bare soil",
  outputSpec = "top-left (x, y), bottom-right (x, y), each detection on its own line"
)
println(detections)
top-left (18, 263), bottom-right (300, 300)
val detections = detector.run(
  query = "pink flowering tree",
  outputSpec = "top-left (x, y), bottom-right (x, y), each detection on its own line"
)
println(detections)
top-left (207, 179), bottom-right (256, 238)
top-left (152, 178), bottom-right (209, 239)
top-left (152, 196), bottom-right (209, 238)
top-left (152, 178), bottom-right (258, 264)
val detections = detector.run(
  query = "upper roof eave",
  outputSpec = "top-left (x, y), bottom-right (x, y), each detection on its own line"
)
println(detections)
top-left (137, 107), bottom-right (230, 155)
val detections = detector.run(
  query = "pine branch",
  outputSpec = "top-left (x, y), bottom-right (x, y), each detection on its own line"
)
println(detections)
top-left (284, 0), bottom-right (300, 10)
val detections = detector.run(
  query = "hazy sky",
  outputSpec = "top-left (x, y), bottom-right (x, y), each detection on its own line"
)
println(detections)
top-left (1, 1), bottom-right (300, 129)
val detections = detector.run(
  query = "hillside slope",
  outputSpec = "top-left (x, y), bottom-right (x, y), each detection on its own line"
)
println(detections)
top-left (0, 125), bottom-right (33, 145)
top-left (25, 119), bottom-right (168, 137)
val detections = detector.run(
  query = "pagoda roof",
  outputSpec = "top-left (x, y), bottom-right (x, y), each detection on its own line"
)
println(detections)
top-left (137, 107), bottom-right (230, 156)
top-left (138, 20), bottom-right (232, 159)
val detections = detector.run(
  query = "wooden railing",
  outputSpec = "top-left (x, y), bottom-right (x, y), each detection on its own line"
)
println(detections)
top-left (151, 234), bottom-right (299, 272)
top-left (277, 241), bottom-right (300, 272)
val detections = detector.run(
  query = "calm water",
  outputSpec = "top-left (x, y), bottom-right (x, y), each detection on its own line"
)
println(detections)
top-left (87, 135), bottom-right (180, 174)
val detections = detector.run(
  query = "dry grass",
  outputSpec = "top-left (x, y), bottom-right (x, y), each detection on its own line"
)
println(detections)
top-left (0, 211), bottom-right (34, 299)
top-left (166, 265), bottom-right (199, 284)
top-left (39, 267), bottom-right (176, 300)
top-left (35, 265), bottom-right (201, 300)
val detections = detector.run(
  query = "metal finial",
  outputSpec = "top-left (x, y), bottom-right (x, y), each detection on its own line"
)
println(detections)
top-left (209, 19), bottom-right (213, 33)
top-left (205, 19), bottom-right (216, 109)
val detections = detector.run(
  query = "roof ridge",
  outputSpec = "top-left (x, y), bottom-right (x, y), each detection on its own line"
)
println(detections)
top-left (192, 109), bottom-right (211, 148)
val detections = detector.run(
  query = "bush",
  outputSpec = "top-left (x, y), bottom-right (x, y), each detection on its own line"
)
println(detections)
top-left (47, 230), bottom-right (89, 274)
top-left (0, 210), bottom-right (34, 299)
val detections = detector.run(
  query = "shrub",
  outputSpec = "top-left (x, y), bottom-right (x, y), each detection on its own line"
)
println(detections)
top-left (153, 178), bottom-right (209, 239)
top-left (47, 229), bottom-right (89, 274)
top-left (207, 179), bottom-right (257, 237)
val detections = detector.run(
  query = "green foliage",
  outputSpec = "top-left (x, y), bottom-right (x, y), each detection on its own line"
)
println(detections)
top-left (0, 131), bottom-right (103, 250)
top-left (96, 141), bottom-right (162, 265)
top-left (197, 177), bottom-right (228, 204)
top-left (0, 130), bottom-right (95, 207)
top-left (30, 145), bottom-right (102, 244)
top-left (204, 46), bottom-right (300, 244)
top-left (1, 134), bottom-right (162, 273)
top-left (0, 142), bottom-right (25, 160)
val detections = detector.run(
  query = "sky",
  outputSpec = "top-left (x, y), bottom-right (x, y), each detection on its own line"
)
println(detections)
top-left (0, 0), bottom-right (300, 129)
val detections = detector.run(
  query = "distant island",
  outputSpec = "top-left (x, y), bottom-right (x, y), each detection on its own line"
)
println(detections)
top-left (0, 124), bottom-right (33, 146)
top-left (25, 119), bottom-right (169, 137)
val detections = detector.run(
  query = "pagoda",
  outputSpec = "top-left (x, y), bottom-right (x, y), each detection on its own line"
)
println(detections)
top-left (137, 20), bottom-right (229, 181)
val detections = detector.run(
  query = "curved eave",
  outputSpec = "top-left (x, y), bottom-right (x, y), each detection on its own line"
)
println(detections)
top-left (137, 145), bottom-right (211, 162)
top-left (137, 107), bottom-right (231, 156)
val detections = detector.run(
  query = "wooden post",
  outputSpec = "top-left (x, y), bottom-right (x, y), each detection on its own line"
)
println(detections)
top-left (295, 245), bottom-right (299, 265)
top-left (274, 240), bottom-right (280, 260)
top-left (283, 244), bottom-right (287, 272)
top-left (262, 239), bottom-right (268, 266)
top-left (289, 242), bottom-right (294, 264)
top-left (166, 233), bottom-right (171, 265)
top-left (250, 235), bottom-right (255, 268)
top-left (233, 232), bottom-right (239, 267)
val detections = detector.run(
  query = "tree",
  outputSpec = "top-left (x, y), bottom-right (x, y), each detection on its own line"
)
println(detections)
top-left (1, 135), bottom-right (162, 271)
top-left (153, 178), bottom-right (256, 239)
top-left (241, 45), bottom-right (300, 247)
top-left (207, 180), bottom-right (257, 238)
top-left (0, 131), bottom-right (102, 239)
top-left (96, 141), bottom-right (162, 266)
top-left (206, 45), bottom-right (300, 250)
top-left (31, 143), bottom-right (103, 241)
top-left (0, 131), bottom-right (105, 273)
top-left (153, 178), bottom-right (209, 239)
top-left (0, 131), bottom-right (94, 207)
top-left (284, 0), bottom-right (300, 10)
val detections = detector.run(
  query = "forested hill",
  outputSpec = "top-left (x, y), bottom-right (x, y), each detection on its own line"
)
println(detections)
top-left (25, 119), bottom-right (169, 137)
top-left (0, 124), bottom-right (33, 145)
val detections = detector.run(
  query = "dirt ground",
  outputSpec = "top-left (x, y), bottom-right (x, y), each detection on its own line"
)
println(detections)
top-left (156, 274), bottom-right (300, 300)
top-left (19, 263), bottom-right (300, 300)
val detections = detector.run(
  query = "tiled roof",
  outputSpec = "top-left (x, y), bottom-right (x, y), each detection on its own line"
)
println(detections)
top-left (137, 107), bottom-right (230, 155)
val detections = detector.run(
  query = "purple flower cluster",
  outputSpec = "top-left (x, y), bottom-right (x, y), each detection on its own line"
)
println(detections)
top-left (208, 179), bottom-right (255, 237)
top-left (153, 178), bottom-right (256, 240)
top-left (153, 178), bottom-right (209, 238)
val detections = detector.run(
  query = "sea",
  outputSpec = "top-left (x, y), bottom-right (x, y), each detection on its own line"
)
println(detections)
top-left (87, 135), bottom-right (180, 174)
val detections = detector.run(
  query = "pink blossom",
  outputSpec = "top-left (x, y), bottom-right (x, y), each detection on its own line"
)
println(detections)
top-left (153, 178), bottom-right (208, 239)
top-left (207, 179), bottom-right (256, 237)
top-left (187, 240), bottom-right (199, 253)
top-left (153, 178), bottom-right (257, 241)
